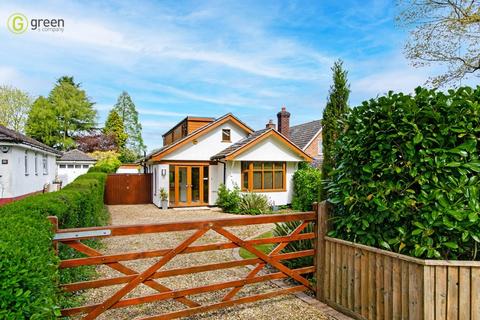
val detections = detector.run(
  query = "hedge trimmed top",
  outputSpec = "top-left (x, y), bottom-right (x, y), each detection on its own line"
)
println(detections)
top-left (327, 87), bottom-right (480, 260)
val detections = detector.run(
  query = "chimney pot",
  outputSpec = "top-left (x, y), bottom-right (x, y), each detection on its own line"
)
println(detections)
top-left (277, 106), bottom-right (290, 138)
top-left (266, 119), bottom-right (276, 129)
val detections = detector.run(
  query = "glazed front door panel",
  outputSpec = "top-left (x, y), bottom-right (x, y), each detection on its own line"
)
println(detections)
top-left (178, 167), bottom-right (188, 204)
top-left (191, 167), bottom-right (201, 204)
top-left (172, 165), bottom-right (208, 206)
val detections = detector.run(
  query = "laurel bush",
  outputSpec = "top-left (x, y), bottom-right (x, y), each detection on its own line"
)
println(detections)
top-left (327, 87), bottom-right (480, 260)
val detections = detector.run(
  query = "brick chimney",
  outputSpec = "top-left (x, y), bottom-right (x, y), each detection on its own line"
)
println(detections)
top-left (265, 119), bottom-right (276, 130)
top-left (277, 106), bottom-right (290, 138)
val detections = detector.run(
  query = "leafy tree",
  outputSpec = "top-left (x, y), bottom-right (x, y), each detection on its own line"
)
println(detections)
top-left (88, 150), bottom-right (121, 173)
top-left (75, 133), bottom-right (116, 153)
top-left (103, 109), bottom-right (127, 149)
top-left (0, 85), bottom-right (32, 132)
top-left (113, 92), bottom-right (146, 155)
top-left (25, 97), bottom-right (58, 146)
top-left (118, 148), bottom-right (138, 163)
top-left (397, 0), bottom-right (480, 86)
top-left (25, 76), bottom-right (96, 150)
top-left (321, 60), bottom-right (350, 198)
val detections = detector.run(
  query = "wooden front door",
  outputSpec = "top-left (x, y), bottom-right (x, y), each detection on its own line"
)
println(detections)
top-left (171, 165), bottom-right (208, 207)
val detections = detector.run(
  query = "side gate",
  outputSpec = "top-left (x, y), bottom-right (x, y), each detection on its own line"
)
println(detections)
top-left (50, 210), bottom-right (322, 319)
top-left (104, 173), bottom-right (152, 205)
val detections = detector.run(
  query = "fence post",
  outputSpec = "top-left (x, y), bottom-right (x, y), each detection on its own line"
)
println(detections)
top-left (316, 201), bottom-right (328, 302)
top-left (47, 216), bottom-right (58, 255)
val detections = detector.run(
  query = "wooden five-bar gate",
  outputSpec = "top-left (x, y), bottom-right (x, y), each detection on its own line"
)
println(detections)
top-left (50, 210), bottom-right (321, 319)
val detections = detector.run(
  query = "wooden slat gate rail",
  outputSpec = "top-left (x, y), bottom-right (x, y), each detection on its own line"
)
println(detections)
top-left (50, 210), bottom-right (320, 319)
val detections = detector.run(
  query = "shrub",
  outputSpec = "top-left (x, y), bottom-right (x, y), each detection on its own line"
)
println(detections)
top-left (0, 172), bottom-right (108, 318)
top-left (291, 162), bottom-right (322, 211)
top-left (216, 184), bottom-right (241, 213)
top-left (238, 192), bottom-right (270, 215)
top-left (327, 87), bottom-right (480, 260)
top-left (273, 221), bottom-right (314, 269)
top-left (0, 213), bottom-right (59, 319)
top-left (88, 150), bottom-right (121, 173)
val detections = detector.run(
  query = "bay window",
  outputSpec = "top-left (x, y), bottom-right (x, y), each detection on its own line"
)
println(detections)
top-left (241, 161), bottom-right (285, 192)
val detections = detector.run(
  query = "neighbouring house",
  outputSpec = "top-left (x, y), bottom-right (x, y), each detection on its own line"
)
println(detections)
top-left (0, 125), bottom-right (61, 205)
top-left (57, 149), bottom-right (97, 186)
top-left (146, 110), bottom-right (313, 208)
top-left (266, 108), bottom-right (322, 164)
top-left (289, 119), bottom-right (322, 164)
top-left (116, 163), bottom-right (142, 173)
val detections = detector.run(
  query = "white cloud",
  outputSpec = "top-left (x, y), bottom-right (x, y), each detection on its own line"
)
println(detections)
top-left (352, 69), bottom-right (428, 97)
top-left (137, 108), bottom-right (188, 117)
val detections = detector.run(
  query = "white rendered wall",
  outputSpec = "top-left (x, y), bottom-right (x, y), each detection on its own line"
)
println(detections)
top-left (116, 167), bottom-right (140, 173)
top-left (57, 162), bottom-right (94, 186)
top-left (163, 121), bottom-right (249, 161)
top-left (234, 135), bottom-right (305, 162)
top-left (209, 163), bottom-right (222, 205)
top-left (224, 161), bottom-right (298, 206)
top-left (151, 164), bottom-right (169, 207)
top-left (0, 145), bottom-right (57, 199)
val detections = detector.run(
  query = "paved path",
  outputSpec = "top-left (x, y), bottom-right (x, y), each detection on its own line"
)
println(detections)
top-left (80, 205), bottom-right (333, 320)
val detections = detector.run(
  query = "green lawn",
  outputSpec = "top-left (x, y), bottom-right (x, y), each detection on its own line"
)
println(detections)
top-left (239, 231), bottom-right (275, 259)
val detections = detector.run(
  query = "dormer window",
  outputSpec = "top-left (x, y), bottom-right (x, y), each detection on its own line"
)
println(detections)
top-left (222, 129), bottom-right (231, 142)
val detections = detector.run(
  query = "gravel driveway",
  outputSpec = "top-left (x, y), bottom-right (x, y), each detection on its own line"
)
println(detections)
top-left (79, 205), bottom-right (329, 320)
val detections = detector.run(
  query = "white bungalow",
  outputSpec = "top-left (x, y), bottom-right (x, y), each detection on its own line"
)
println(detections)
top-left (0, 125), bottom-right (61, 205)
top-left (57, 149), bottom-right (96, 186)
top-left (146, 110), bottom-right (312, 208)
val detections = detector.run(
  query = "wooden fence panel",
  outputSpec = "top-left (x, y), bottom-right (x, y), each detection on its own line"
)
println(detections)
top-left (104, 173), bottom-right (152, 205)
top-left (314, 201), bottom-right (480, 320)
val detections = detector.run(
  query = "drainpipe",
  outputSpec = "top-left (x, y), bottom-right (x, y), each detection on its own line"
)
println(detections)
top-left (218, 160), bottom-right (227, 185)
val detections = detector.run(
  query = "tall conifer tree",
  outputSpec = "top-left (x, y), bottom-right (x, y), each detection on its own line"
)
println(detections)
top-left (113, 91), bottom-right (145, 155)
top-left (321, 60), bottom-right (350, 197)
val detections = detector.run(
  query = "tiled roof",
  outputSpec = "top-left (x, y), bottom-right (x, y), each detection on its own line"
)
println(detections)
top-left (59, 149), bottom-right (96, 162)
top-left (211, 128), bottom-right (270, 160)
top-left (289, 120), bottom-right (321, 150)
top-left (0, 125), bottom-right (61, 155)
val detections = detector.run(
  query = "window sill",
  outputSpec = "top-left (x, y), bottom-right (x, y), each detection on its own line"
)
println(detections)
top-left (241, 189), bottom-right (286, 193)
top-left (221, 140), bottom-right (231, 143)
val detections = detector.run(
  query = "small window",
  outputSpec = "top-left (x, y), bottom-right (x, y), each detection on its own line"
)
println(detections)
top-left (83, 164), bottom-right (89, 168)
top-left (222, 129), bottom-right (231, 142)
top-left (24, 151), bottom-right (28, 175)
top-left (75, 164), bottom-right (81, 168)
top-left (34, 153), bottom-right (38, 175)
top-left (318, 140), bottom-right (323, 155)
top-left (67, 164), bottom-right (74, 168)
top-left (42, 155), bottom-right (48, 175)
top-left (59, 164), bottom-right (66, 168)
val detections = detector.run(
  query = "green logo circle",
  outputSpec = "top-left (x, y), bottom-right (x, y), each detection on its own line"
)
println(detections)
top-left (7, 13), bottom-right (28, 34)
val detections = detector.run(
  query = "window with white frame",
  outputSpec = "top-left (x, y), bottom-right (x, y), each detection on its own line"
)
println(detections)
top-left (43, 155), bottom-right (48, 175)
top-left (318, 140), bottom-right (323, 155)
top-left (24, 151), bottom-right (28, 175)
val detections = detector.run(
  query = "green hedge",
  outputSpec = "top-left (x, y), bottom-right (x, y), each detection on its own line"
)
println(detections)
top-left (291, 162), bottom-right (322, 211)
top-left (0, 172), bottom-right (108, 319)
top-left (327, 87), bottom-right (480, 260)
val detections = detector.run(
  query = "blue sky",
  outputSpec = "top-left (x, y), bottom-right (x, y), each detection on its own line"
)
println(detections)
top-left (0, 0), bottom-right (440, 151)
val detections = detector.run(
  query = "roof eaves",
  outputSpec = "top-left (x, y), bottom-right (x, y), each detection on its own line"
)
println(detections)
top-left (149, 113), bottom-right (252, 160)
